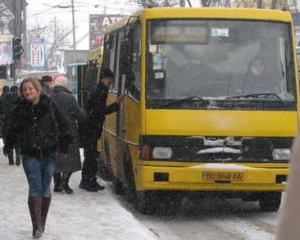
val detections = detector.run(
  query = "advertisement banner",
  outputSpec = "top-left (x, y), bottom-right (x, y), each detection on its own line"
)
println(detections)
top-left (30, 38), bottom-right (45, 68)
top-left (0, 35), bottom-right (13, 66)
top-left (89, 14), bottom-right (124, 50)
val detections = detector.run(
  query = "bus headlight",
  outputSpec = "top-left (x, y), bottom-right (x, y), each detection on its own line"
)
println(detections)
top-left (272, 149), bottom-right (290, 160)
top-left (152, 147), bottom-right (172, 159)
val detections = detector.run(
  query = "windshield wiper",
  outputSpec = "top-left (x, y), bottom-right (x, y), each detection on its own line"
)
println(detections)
top-left (160, 96), bottom-right (209, 107)
top-left (226, 93), bottom-right (284, 103)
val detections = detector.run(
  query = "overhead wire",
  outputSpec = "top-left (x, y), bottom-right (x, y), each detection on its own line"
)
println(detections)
top-left (27, 0), bottom-right (178, 19)
top-left (26, 0), bottom-right (141, 48)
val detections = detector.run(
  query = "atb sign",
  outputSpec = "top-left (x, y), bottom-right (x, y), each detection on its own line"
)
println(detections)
top-left (89, 14), bottom-right (124, 50)
top-left (30, 38), bottom-right (45, 68)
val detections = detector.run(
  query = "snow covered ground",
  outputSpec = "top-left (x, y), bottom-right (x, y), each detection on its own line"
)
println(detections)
top-left (0, 141), bottom-right (158, 240)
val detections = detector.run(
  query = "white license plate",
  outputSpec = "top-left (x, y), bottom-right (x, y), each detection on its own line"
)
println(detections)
top-left (202, 171), bottom-right (244, 181)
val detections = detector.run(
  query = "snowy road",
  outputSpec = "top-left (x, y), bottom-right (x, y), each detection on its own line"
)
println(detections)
top-left (129, 196), bottom-right (281, 240)
top-left (113, 186), bottom-right (282, 240)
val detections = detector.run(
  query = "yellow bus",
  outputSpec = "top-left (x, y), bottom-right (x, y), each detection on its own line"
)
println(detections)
top-left (98, 7), bottom-right (299, 214)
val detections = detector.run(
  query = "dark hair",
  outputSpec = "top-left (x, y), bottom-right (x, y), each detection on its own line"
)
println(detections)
top-left (100, 68), bottom-right (114, 79)
top-left (10, 86), bottom-right (18, 92)
top-left (41, 75), bottom-right (52, 82)
top-left (3, 85), bottom-right (9, 93)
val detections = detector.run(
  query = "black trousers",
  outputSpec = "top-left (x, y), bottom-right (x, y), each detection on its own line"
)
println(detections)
top-left (81, 136), bottom-right (98, 183)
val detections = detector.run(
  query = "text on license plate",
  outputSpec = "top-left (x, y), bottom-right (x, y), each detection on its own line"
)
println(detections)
top-left (202, 172), bottom-right (244, 181)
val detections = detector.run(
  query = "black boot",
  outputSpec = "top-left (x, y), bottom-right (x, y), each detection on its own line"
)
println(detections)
top-left (62, 172), bottom-right (73, 194)
top-left (15, 147), bottom-right (21, 165)
top-left (53, 173), bottom-right (63, 192)
top-left (28, 196), bottom-right (43, 238)
top-left (8, 151), bottom-right (14, 165)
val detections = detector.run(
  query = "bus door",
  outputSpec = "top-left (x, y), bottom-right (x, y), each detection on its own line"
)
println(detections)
top-left (116, 21), bottom-right (141, 181)
top-left (115, 30), bottom-right (126, 180)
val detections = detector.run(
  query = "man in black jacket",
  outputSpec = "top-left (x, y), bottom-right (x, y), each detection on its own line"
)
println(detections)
top-left (79, 68), bottom-right (124, 192)
top-left (2, 86), bottom-right (20, 165)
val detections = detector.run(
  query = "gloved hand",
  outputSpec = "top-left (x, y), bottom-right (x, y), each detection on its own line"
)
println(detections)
top-left (3, 146), bottom-right (12, 156)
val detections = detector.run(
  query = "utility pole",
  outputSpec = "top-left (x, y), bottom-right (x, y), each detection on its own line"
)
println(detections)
top-left (71, 0), bottom-right (76, 63)
top-left (14, 0), bottom-right (22, 38)
top-left (23, 0), bottom-right (27, 69)
top-left (54, 16), bottom-right (57, 68)
top-left (13, 0), bottom-right (23, 83)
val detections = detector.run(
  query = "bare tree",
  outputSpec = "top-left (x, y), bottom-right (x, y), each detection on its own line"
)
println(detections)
top-left (132, 0), bottom-right (180, 7)
top-left (27, 18), bottom-right (71, 68)
top-left (234, 0), bottom-right (286, 8)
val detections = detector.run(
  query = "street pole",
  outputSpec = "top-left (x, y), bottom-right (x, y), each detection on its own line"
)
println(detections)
top-left (13, 0), bottom-right (22, 83)
top-left (71, 0), bottom-right (76, 63)
top-left (23, 0), bottom-right (27, 70)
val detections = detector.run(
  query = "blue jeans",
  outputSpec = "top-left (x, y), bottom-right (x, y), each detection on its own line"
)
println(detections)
top-left (22, 151), bottom-right (58, 197)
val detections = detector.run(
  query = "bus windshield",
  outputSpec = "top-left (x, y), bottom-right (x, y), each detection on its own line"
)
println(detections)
top-left (146, 19), bottom-right (296, 108)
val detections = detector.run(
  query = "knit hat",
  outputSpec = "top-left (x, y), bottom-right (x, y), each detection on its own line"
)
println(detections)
top-left (53, 76), bottom-right (69, 88)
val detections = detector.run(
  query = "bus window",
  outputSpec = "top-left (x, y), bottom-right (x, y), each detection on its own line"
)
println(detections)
top-left (66, 62), bottom-right (87, 100)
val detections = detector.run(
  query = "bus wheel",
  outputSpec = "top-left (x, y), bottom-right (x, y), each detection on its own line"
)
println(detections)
top-left (112, 176), bottom-right (123, 195)
top-left (135, 191), bottom-right (156, 215)
top-left (259, 192), bottom-right (282, 212)
top-left (123, 148), bottom-right (136, 203)
top-left (97, 152), bottom-right (112, 180)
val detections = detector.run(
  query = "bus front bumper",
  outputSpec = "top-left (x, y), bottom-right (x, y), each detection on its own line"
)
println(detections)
top-left (136, 164), bottom-right (288, 192)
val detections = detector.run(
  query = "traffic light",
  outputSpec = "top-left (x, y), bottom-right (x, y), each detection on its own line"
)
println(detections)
top-left (0, 66), bottom-right (7, 79)
top-left (13, 37), bottom-right (23, 60)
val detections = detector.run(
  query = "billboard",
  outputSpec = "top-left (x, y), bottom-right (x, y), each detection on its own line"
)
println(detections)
top-left (0, 35), bottom-right (13, 66)
top-left (89, 14), bottom-right (124, 50)
top-left (30, 38), bottom-right (46, 68)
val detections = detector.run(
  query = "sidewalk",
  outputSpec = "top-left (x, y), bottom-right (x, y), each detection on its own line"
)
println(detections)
top-left (0, 143), bottom-right (158, 240)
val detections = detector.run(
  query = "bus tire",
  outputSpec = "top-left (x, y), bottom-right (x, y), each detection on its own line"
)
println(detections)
top-left (112, 176), bottom-right (123, 195)
top-left (259, 192), bottom-right (281, 212)
top-left (97, 151), bottom-right (112, 181)
top-left (123, 147), bottom-right (136, 203)
top-left (135, 191), bottom-right (156, 215)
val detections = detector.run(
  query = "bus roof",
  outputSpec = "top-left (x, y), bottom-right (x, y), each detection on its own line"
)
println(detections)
top-left (105, 7), bottom-right (292, 33)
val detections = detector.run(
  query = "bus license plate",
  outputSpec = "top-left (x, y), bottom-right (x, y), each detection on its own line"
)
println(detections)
top-left (202, 172), bottom-right (244, 181)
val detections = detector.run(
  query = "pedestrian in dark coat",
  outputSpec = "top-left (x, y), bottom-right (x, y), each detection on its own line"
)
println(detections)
top-left (2, 85), bottom-right (21, 165)
top-left (79, 68), bottom-right (124, 192)
top-left (0, 85), bottom-right (9, 136)
top-left (3, 77), bottom-right (72, 238)
top-left (50, 76), bottom-right (86, 194)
